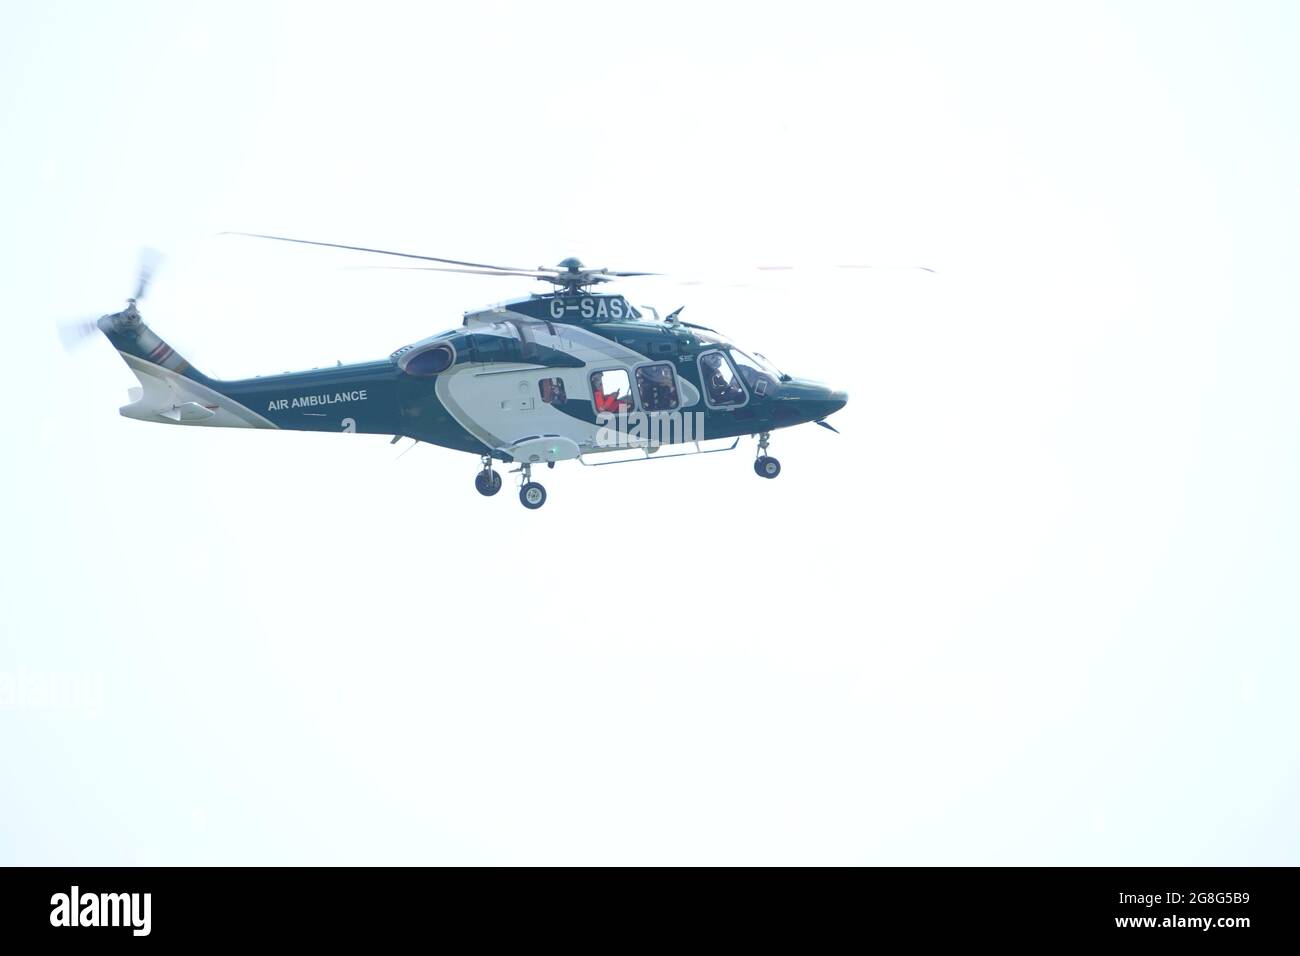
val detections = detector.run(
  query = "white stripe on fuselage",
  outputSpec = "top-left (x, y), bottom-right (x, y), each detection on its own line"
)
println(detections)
top-left (435, 319), bottom-right (684, 453)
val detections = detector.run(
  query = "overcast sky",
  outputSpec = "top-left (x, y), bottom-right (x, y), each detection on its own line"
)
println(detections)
top-left (2, 0), bottom-right (1298, 864)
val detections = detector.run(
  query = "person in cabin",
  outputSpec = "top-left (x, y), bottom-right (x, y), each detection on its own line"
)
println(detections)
top-left (591, 371), bottom-right (629, 413)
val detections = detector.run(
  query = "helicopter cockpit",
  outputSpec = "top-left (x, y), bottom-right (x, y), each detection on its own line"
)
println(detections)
top-left (729, 348), bottom-right (785, 396)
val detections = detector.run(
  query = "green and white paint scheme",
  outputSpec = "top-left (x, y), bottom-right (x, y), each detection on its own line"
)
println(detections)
top-left (95, 285), bottom-right (847, 509)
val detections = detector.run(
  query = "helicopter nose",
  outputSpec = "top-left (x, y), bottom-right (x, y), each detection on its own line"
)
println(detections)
top-left (803, 387), bottom-right (847, 423)
top-left (772, 383), bottom-right (848, 427)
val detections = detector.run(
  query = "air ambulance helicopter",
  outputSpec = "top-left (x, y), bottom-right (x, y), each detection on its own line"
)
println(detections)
top-left (68, 235), bottom-right (850, 509)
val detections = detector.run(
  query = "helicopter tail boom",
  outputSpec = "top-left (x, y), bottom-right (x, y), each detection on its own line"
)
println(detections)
top-left (97, 310), bottom-right (278, 429)
top-left (96, 309), bottom-right (406, 434)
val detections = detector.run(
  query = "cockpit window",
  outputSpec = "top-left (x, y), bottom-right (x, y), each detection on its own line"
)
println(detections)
top-left (729, 349), bottom-right (779, 396)
top-left (738, 349), bottom-right (781, 376)
top-left (698, 350), bottom-right (746, 407)
top-left (635, 363), bottom-right (679, 411)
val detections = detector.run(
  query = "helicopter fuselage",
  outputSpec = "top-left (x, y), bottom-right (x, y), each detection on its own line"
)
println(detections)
top-left (99, 292), bottom-right (847, 469)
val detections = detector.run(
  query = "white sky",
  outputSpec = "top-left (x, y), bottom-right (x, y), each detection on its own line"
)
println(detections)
top-left (2, 0), bottom-right (1298, 864)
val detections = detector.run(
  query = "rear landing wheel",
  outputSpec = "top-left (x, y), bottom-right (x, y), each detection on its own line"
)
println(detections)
top-left (754, 455), bottom-right (781, 479)
top-left (520, 481), bottom-right (547, 509)
top-left (475, 469), bottom-right (502, 496)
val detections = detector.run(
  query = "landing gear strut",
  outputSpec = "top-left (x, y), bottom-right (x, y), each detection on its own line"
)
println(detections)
top-left (475, 456), bottom-right (502, 496)
top-left (754, 431), bottom-right (781, 479)
top-left (514, 462), bottom-right (547, 510)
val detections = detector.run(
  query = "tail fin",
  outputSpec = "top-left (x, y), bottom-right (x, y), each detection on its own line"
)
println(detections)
top-left (97, 305), bottom-right (208, 384)
top-left (96, 306), bottom-right (275, 429)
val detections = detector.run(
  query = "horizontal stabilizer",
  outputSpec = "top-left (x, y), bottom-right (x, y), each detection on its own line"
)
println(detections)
top-left (159, 402), bottom-right (217, 423)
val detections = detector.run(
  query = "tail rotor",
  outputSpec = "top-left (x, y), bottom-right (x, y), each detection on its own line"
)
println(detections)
top-left (58, 247), bottom-right (163, 352)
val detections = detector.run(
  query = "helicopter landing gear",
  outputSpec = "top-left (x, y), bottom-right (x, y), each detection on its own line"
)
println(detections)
top-left (475, 456), bottom-right (502, 496)
top-left (520, 482), bottom-right (547, 509)
top-left (754, 432), bottom-right (781, 479)
top-left (514, 462), bottom-right (547, 509)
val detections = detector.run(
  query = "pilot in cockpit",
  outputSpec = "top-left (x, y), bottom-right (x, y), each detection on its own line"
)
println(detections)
top-left (702, 352), bottom-right (743, 405)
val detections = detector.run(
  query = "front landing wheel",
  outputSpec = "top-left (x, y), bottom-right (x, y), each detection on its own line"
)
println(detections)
top-left (520, 481), bottom-right (547, 509)
top-left (754, 455), bottom-right (781, 479)
top-left (475, 470), bottom-right (502, 496)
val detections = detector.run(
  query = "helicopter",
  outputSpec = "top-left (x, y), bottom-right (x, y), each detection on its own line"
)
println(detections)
top-left (72, 235), bottom-right (849, 509)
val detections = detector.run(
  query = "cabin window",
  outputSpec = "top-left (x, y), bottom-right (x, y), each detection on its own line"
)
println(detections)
top-left (538, 377), bottom-right (567, 404)
top-left (590, 368), bottom-right (634, 414)
top-left (698, 350), bottom-right (746, 407)
top-left (635, 363), bottom-right (679, 411)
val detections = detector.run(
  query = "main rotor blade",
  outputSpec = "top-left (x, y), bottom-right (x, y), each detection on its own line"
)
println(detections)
top-left (222, 232), bottom-right (540, 273)
top-left (756, 264), bottom-right (936, 273)
top-left (345, 265), bottom-right (557, 278)
top-left (674, 263), bottom-right (936, 286)
top-left (834, 264), bottom-right (936, 272)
